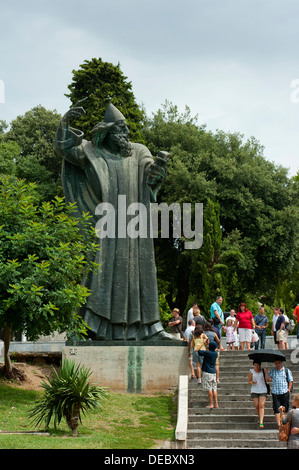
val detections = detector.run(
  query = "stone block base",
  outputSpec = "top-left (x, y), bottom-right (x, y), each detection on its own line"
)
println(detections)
top-left (63, 341), bottom-right (189, 393)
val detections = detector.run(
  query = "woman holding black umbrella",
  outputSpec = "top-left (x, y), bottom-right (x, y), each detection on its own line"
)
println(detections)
top-left (248, 360), bottom-right (268, 428)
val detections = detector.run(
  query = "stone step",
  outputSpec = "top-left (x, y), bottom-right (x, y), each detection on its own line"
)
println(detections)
top-left (217, 366), bottom-right (297, 373)
top-left (189, 380), bottom-right (298, 389)
top-left (218, 365), bottom-right (298, 370)
top-left (218, 361), bottom-right (297, 368)
top-left (187, 429), bottom-right (280, 440)
top-left (188, 413), bottom-right (276, 423)
top-left (185, 346), bottom-right (299, 448)
top-left (189, 392), bottom-right (273, 399)
top-left (217, 360), bottom-right (298, 366)
top-left (218, 351), bottom-right (295, 357)
top-left (189, 394), bottom-right (297, 402)
top-left (189, 399), bottom-right (280, 409)
top-left (189, 387), bottom-right (267, 392)
top-left (188, 421), bottom-right (277, 430)
top-left (189, 381), bottom-right (299, 390)
top-left (187, 437), bottom-right (286, 449)
top-left (189, 389), bottom-right (298, 398)
top-left (189, 407), bottom-right (274, 415)
top-left (196, 361), bottom-right (298, 368)
top-left (217, 349), bottom-right (296, 355)
top-left (210, 373), bottom-right (299, 380)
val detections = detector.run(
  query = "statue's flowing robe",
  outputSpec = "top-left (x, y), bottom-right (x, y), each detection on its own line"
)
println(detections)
top-left (55, 126), bottom-right (163, 340)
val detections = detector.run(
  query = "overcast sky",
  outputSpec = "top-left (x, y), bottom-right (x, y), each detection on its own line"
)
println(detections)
top-left (1, 0), bottom-right (299, 176)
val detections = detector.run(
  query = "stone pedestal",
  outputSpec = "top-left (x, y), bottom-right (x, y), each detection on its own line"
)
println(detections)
top-left (63, 341), bottom-right (189, 393)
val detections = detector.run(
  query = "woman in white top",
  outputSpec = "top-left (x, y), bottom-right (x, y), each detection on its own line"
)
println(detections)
top-left (248, 360), bottom-right (268, 428)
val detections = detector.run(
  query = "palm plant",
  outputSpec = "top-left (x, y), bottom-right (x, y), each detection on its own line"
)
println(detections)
top-left (28, 359), bottom-right (108, 436)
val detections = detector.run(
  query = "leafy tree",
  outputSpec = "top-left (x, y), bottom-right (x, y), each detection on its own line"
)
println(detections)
top-left (2, 106), bottom-right (62, 200)
top-left (65, 57), bottom-right (145, 142)
top-left (0, 175), bottom-right (98, 377)
top-left (159, 293), bottom-right (172, 330)
top-left (15, 154), bottom-right (58, 201)
top-left (0, 120), bottom-right (8, 139)
top-left (0, 141), bottom-right (20, 175)
top-left (142, 102), bottom-right (299, 315)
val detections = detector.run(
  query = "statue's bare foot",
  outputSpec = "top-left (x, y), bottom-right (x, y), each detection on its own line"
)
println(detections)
top-left (150, 330), bottom-right (182, 341)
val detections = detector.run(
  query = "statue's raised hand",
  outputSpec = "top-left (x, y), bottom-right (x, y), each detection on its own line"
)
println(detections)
top-left (62, 97), bottom-right (88, 122)
top-left (147, 151), bottom-right (170, 186)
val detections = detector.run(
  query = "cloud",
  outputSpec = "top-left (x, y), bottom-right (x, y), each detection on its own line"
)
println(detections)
top-left (1, 0), bottom-right (299, 175)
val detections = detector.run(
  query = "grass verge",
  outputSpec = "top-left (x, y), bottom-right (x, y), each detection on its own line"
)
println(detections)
top-left (0, 384), bottom-right (177, 449)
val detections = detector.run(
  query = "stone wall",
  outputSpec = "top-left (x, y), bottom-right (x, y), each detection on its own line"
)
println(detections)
top-left (63, 341), bottom-right (189, 393)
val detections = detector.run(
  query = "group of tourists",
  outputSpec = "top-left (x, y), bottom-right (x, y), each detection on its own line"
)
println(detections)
top-left (184, 297), bottom-right (298, 351)
top-left (209, 296), bottom-right (297, 351)
top-left (167, 298), bottom-right (299, 443)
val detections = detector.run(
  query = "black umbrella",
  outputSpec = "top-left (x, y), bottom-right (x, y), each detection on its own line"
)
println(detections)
top-left (248, 349), bottom-right (286, 363)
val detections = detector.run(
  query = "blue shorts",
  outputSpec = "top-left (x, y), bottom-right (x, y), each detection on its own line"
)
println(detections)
top-left (192, 351), bottom-right (204, 364)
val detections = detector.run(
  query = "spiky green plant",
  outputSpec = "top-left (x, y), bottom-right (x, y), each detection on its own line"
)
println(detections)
top-left (28, 359), bottom-right (108, 436)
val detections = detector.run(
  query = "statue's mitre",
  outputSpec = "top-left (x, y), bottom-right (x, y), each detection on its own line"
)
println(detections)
top-left (104, 98), bottom-right (126, 123)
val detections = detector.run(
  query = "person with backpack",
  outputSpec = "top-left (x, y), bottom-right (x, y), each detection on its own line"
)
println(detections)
top-left (264, 360), bottom-right (294, 428)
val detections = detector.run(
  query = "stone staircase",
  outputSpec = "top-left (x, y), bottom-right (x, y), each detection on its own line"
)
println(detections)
top-left (187, 349), bottom-right (299, 448)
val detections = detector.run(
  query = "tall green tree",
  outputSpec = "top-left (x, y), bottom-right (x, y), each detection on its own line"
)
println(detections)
top-left (2, 106), bottom-right (62, 200)
top-left (0, 175), bottom-right (98, 377)
top-left (65, 58), bottom-right (145, 142)
top-left (0, 120), bottom-right (8, 139)
top-left (0, 141), bottom-right (20, 175)
top-left (141, 102), bottom-right (299, 315)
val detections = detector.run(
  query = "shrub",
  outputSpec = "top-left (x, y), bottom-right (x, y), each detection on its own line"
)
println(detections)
top-left (29, 359), bottom-right (108, 436)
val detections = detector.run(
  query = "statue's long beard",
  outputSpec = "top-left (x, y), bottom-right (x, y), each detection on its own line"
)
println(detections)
top-left (110, 134), bottom-right (133, 158)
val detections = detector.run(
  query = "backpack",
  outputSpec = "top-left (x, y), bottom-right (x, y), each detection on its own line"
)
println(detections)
top-left (286, 319), bottom-right (295, 332)
top-left (278, 410), bottom-right (294, 442)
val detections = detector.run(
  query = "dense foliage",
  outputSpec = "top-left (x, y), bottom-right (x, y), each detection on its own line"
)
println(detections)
top-left (65, 57), bottom-right (145, 142)
top-left (0, 175), bottom-right (98, 375)
top-left (0, 106), bottom-right (62, 200)
top-left (141, 102), bottom-right (299, 317)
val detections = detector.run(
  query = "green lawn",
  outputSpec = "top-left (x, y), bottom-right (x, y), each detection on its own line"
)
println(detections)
top-left (0, 384), bottom-right (177, 449)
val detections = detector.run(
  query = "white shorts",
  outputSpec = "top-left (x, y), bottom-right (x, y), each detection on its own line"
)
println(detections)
top-left (239, 328), bottom-right (252, 343)
top-left (202, 371), bottom-right (217, 391)
top-left (277, 329), bottom-right (286, 342)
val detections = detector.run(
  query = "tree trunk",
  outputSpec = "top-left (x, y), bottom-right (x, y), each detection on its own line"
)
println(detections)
top-left (3, 324), bottom-right (13, 378)
top-left (65, 405), bottom-right (80, 436)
